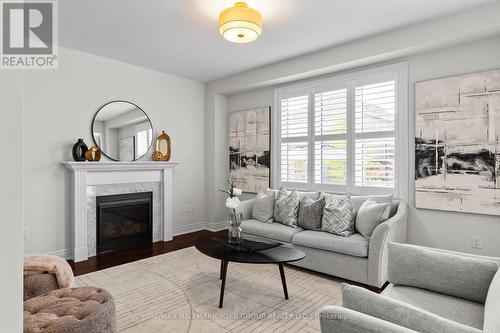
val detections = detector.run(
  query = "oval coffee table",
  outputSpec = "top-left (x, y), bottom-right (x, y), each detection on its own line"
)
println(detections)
top-left (195, 236), bottom-right (305, 308)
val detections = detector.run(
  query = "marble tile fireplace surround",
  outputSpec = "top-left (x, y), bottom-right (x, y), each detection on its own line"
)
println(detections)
top-left (63, 161), bottom-right (177, 262)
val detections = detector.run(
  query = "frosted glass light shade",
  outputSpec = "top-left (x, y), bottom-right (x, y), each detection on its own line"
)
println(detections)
top-left (218, 2), bottom-right (262, 43)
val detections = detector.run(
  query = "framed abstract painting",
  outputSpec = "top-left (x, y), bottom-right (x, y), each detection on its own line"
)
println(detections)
top-left (229, 107), bottom-right (271, 193)
top-left (415, 69), bottom-right (500, 215)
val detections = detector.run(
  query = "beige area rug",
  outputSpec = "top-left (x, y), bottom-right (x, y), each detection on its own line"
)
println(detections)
top-left (75, 246), bottom-right (342, 332)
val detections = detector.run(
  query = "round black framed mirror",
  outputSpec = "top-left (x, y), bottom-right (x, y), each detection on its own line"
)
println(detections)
top-left (91, 101), bottom-right (153, 161)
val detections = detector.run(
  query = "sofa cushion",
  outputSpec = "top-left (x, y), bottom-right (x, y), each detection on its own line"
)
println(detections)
top-left (241, 219), bottom-right (302, 243)
top-left (297, 196), bottom-right (325, 230)
top-left (383, 284), bottom-right (484, 330)
top-left (484, 268), bottom-right (500, 333)
top-left (274, 187), bottom-right (301, 227)
top-left (321, 194), bottom-right (355, 236)
top-left (292, 230), bottom-right (368, 257)
top-left (252, 192), bottom-right (274, 223)
top-left (388, 243), bottom-right (499, 304)
top-left (355, 198), bottom-right (391, 239)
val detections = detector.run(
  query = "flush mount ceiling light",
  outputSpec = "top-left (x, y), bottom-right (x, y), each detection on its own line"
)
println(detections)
top-left (218, 2), bottom-right (262, 43)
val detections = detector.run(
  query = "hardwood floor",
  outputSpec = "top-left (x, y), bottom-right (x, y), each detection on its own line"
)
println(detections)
top-left (68, 229), bottom-right (386, 293)
top-left (68, 229), bottom-right (226, 276)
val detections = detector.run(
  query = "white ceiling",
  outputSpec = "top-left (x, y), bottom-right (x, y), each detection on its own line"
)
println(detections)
top-left (59, 0), bottom-right (495, 82)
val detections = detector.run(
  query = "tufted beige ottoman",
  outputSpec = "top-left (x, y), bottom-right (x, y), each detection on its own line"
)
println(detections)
top-left (24, 286), bottom-right (115, 333)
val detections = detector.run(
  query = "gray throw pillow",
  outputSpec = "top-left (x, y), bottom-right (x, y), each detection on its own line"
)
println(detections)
top-left (355, 198), bottom-right (390, 239)
top-left (351, 194), bottom-right (393, 214)
top-left (298, 196), bottom-right (325, 230)
top-left (274, 187), bottom-right (300, 227)
top-left (321, 194), bottom-right (355, 236)
top-left (252, 192), bottom-right (274, 223)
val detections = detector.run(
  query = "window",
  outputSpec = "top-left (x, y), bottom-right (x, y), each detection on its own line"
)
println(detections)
top-left (274, 64), bottom-right (407, 197)
top-left (136, 128), bottom-right (152, 158)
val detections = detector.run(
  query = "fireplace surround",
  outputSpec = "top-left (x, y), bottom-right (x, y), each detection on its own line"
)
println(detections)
top-left (63, 161), bottom-right (177, 262)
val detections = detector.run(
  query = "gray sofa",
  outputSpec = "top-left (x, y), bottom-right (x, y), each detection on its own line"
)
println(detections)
top-left (236, 191), bottom-right (407, 289)
top-left (320, 242), bottom-right (500, 333)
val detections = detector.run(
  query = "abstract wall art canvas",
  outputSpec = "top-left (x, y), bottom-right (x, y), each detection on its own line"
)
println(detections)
top-left (415, 69), bottom-right (500, 215)
top-left (229, 107), bottom-right (271, 193)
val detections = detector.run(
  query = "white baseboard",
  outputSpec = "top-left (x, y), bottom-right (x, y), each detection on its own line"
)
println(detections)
top-left (172, 222), bottom-right (208, 236)
top-left (26, 222), bottom-right (228, 260)
top-left (24, 248), bottom-right (74, 260)
top-left (206, 221), bottom-right (227, 232)
top-left (173, 221), bottom-right (227, 235)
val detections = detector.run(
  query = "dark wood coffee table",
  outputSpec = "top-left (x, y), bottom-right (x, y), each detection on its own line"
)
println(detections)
top-left (195, 236), bottom-right (305, 308)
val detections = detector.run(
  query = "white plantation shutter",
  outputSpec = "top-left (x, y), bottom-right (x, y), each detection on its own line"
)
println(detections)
top-left (280, 95), bottom-right (309, 138)
top-left (355, 80), bottom-right (396, 188)
top-left (281, 142), bottom-right (308, 183)
top-left (276, 66), bottom-right (404, 195)
top-left (355, 138), bottom-right (395, 187)
top-left (315, 89), bottom-right (347, 136)
top-left (314, 88), bottom-right (348, 185)
top-left (280, 94), bottom-right (309, 183)
top-left (314, 140), bottom-right (346, 185)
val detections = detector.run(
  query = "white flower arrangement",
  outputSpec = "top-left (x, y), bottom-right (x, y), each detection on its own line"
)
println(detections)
top-left (225, 197), bottom-right (240, 210)
top-left (219, 179), bottom-right (242, 211)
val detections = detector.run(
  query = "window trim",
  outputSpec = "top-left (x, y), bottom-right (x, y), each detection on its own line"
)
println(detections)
top-left (272, 62), bottom-right (408, 200)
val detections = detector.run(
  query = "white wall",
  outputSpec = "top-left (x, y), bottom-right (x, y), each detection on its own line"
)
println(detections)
top-left (406, 37), bottom-right (500, 256)
top-left (0, 71), bottom-right (24, 330)
top-left (225, 36), bottom-right (500, 256)
top-left (23, 47), bottom-right (207, 256)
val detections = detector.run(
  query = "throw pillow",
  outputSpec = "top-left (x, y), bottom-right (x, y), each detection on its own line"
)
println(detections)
top-left (274, 187), bottom-right (300, 227)
top-left (321, 194), bottom-right (355, 236)
top-left (297, 196), bottom-right (325, 230)
top-left (252, 192), bottom-right (275, 223)
top-left (351, 194), bottom-right (393, 214)
top-left (355, 198), bottom-right (390, 239)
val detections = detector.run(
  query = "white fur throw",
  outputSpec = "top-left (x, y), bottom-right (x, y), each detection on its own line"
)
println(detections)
top-left (24, 255), bottom-right (74, 289)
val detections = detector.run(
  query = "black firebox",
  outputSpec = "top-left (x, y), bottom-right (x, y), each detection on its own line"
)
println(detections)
top-left (96, 192), bottom-right (153, 253)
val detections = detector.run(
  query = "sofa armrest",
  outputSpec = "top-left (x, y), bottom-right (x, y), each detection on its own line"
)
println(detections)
top-left (341, 283), bottom-right (482, 333)
top-left (235, 199), bottom-right (255, 221)
top-left (320, 306), bottom-right (418, 333)
top-left (368, 201), bottom-right (407, 288)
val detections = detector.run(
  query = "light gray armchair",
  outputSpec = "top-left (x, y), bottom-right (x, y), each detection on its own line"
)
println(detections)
top-left (320, 243), bottom-right (500, 333)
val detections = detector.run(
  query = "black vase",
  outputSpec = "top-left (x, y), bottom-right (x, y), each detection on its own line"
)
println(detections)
top-left (72, 139), bottom-right (88, 162)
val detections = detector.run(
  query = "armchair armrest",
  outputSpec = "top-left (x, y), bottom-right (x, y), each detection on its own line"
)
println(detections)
top-left (320, 306), bottom-right (418, 333)
top-left (235, 198), bottom-right (255, 221)
top-left (368, 201), bottom-right (407, 287)
top-left (340, 283), bottom-right (482, 333)
top-left (388, 242), bottom-right (499, 303)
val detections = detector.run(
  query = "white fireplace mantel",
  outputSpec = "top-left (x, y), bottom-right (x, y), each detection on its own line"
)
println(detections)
top-left (62, 161), bottom-right (178, 262)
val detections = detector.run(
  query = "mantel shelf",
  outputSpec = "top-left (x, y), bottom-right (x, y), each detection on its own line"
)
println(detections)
top-left (62, 161), bottom-right (179, 172)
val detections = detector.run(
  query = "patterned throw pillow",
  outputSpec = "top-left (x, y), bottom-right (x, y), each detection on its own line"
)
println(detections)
top-left (274, 187), bottom-right (300, 227)
top-left (321, 194), bottom-right (355, 236)
top-left (298, 196), bottom-right (325, 230)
